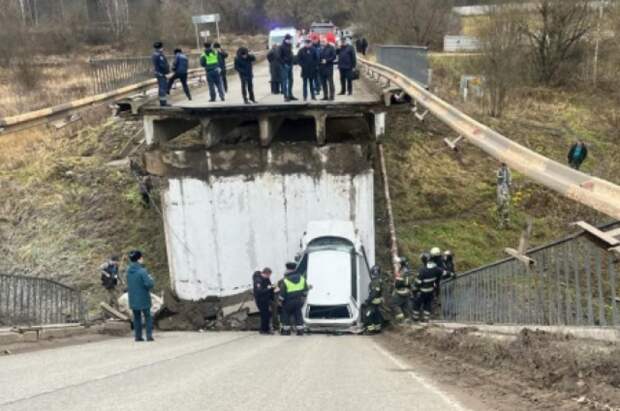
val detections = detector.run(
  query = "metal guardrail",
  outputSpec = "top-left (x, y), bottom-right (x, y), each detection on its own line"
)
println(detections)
top-left (359, 56), bottom-right (620, 221)
top-left (0, 274), bottom-right (85, 326)
top-left (89, 53), bottom-right (203, 95)
top-left (440, 222), bottom-right (620, 326)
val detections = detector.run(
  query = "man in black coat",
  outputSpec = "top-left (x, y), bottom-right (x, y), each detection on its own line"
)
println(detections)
top-left (234, 47), bottom-right (256, 104)
top-left (567, 139), bottom-right (588, 170)
top-left (319, 37), bottom-right (337, 101)
top-left (253, 268), bottom-right (275, 334)
top-left (277, 34), bottom-right (297, 101)
top-left (214, 42), bottom-right (229, 93)
top-left (297, 39), bottom-right (319, 101)
top-left (267, 43), bottom-right (281, 94)
top-left (337, 38), bottom-right (357, 96)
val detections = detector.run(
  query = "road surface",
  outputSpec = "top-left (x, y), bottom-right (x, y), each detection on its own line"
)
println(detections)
top-left (169, 61), bottom-right (380, 108)
top-left (0, 332), bottom-right (473, 411)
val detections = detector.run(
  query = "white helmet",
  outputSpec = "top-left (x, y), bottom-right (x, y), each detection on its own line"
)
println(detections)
top-left (430, 247), bottom-right (441, 257)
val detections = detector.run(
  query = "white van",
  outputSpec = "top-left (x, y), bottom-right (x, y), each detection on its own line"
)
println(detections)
top-left (268, 27), bottom-right (299, 53)
top-left (294, 220), bottom-right (372, 333)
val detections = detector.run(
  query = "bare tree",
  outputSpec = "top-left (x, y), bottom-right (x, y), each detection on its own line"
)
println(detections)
top-left (524, 0), bottom-right (594, 85)
top-left (475, 4), bottom-right (526, 117)
top-left (355, 0), bottom-right (456, 49)
top-left (98, 0), bottom-right (130, 40)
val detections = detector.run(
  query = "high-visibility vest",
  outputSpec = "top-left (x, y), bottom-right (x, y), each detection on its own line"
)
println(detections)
top-left (284, 276), bottom-right (306, 293)
top-left (202, 51), bottom-right (219, 67)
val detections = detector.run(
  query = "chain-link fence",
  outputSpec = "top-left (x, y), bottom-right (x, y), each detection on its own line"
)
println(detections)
top-left (375, 45), bottom-right (430, 88)
top-left (0, 274), bottom-right (86, 326)
top-left (89, 53), bottom-right (203, 95)
top-left (441, 222), bottom-right (620, 326)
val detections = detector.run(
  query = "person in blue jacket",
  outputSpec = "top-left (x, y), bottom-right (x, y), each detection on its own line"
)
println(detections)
top-left (234, 47), bottom-right (257, 104)
top-left (126, 250), bottom-right (155, 342)
top-left (167, 48), bottom-right (192, 100)
top-left (151, 41), bottom-right (170, 106)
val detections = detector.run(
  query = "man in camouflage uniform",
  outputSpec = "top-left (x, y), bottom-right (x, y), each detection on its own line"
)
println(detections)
top-left (496, 163), bottom-right (512, 229)
top-left (364, 265), bottom-right (384, 333)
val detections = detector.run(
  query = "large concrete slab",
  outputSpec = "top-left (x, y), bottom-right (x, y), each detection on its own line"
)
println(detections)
top-left (0, 332), bottom-right (470, 411)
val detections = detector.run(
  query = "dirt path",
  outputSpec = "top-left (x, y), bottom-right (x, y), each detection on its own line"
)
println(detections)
top-left (377, 325), bottom-right (620, 411)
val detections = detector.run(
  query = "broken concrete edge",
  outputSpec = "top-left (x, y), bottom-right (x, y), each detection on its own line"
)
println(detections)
top-left (0, 321), bottom-right (132, 348)
top-left (432, 322), bottom-right (620, 343)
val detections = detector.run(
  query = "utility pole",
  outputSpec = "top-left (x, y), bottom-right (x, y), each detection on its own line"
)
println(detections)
top-left (592, 2), bottom-right (604, 86)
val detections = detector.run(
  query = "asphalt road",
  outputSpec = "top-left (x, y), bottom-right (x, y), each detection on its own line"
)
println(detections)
top-left (0, 332), bottom-right (472, 411)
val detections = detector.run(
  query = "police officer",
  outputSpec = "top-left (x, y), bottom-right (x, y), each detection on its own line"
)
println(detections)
top-left (497, 162), bottom-right (512, 229)
top-left (253, 268), bottom-right (275, 335)
top-left (100, 255), bottom-right (122, 309)
top-left (200, 42), bottom-right (225, 102)
top-left (213, 42), bottom-right (229, 93)
top-left (364, 265), bottom-right (384, 333)
top-left (167, 48), bottom-right (192, 100)
top-left (151, 41), bottom-right (170, 107)
top-left (278, 262), bottom-right (308, 336)
top-left (412, 256), bottom-right (443, 322)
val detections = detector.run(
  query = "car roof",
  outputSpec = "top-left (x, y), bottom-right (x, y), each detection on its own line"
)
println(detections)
top-left (304, 220), bottom-right (357, 245)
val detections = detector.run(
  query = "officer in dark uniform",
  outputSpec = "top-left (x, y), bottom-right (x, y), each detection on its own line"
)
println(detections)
top-left (213, 42), bottom-right (229, 93)
top-left (151, 41), bottom-right (170, 106)
top-left (364, 265), bottom-right (384, 333)
top-left (412, 258), bottom-right (444, 322)
top-left (443, 250), bottom-right (456, 279)
top-left (253, 267), bottom-right (275, 335)
top-left (278, 262), bottom-right (309, 336)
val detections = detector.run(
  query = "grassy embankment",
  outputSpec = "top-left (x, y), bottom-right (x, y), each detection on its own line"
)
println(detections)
top-left (376, 54), bottom-right (619, 272)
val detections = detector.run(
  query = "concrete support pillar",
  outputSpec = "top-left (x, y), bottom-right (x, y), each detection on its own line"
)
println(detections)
top-left (314, 112), bottom-right (327, 146)
top-left (371, 112), bottom-right (386, 141)
top-left (258, 115), bottom-right (283, 147)
top-left (201, 119), bottom-right (218, 148)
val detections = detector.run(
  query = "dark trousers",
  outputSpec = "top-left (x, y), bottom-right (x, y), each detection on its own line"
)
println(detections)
top-left (240, 76), bottom-right (255, 102)
top-left (270, 81), bottom-right (281, 94)
top-left (313, 73), bottom-right (322, 93)
top-left (281, 299), bottom-right (304, 330)
top-left (221, 69), bottom-right (228, 92)
top-left (256, 299), bottom-right (272, 332)
top-left (339, 68), bottom-right (353, 95)
top-left (569, 159), bottom-right (583, 170)
top-left (133, 309), bottom-right (153, 340)
top-left (413, 292), bottom-right (434, 321)
top-left (321, 72), bottom-right (335, 100)
top-left (280, 64), bottom-right (294, 99)
top-left (302, 76), bottom-right (316, 100)
top-left (156, 75), bottom-right (167, 105)
top-left (206, 69), bottom-right (225, 101)
top-left (167, 72), bottom-right (191, 100)
top-left (365, 304), bottom-right (383, 331)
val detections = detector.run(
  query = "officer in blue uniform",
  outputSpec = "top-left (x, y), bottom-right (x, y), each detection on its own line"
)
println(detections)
top-left (200, 42), bottom-right (225, 102)
top-left (167, 48), bottom-right (192, 100)
top-left (278, 262), bottom-right (309, 336)
top-left (151, 41), bottom-right (170, 107)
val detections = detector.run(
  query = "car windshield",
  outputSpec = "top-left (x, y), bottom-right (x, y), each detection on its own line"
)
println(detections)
top-left (306, 237), bottom-right (354, 253)
top-left (270, 35), bottom-right (285, 45)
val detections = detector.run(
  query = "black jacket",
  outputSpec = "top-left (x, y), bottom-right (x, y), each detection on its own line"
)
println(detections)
top-left (319, 45), bottom-right (337, 76)
top-left (217, 49), bottom-right (228, 70)
top-left (253, 272), bottom-right (274, 302)
top-left (297, 47), bottom-right (319, 78)
top-left (267, 47), bottom-right (281, 80)
top-left (568, 143), bottom-right (588, 163)
top-left (414, 263), bottom-right (443, 294)
top-left (337, 45), bottom-right (357, 70)
top-left (277, 43), bottom-right (294, 66)
top-left (234, 51), bottom-right (256, 79)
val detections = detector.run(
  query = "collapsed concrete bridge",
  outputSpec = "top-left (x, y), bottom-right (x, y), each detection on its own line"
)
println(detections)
top-left (138, 63), bottom-right (388, 301)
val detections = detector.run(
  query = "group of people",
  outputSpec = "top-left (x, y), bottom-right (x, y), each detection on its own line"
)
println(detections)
top-left (267, 33), bottom-right (358, 102)
top-left (152, 33), bottom-right (361, 107)
top-left (364, 247), bottom-right (456, 333)
top-left (151, 41), bottom-right (257, 106)
top-left (252, 263), bottom-right (309, 336)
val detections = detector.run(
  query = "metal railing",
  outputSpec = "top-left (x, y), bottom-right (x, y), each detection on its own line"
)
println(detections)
top-left (0, 274), bottom-right (85, 326)
top-left (89, 53), bottom-right (203, 95)
top-left (440, 223), bottom-right (620, 326)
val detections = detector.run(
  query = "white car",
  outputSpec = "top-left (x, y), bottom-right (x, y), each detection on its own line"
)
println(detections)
top-left (295, 221), bottom-right (372, 333)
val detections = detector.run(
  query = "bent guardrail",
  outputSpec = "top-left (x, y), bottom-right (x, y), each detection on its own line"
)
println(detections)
top-left (440, 222), bottom-right (620, 326)
top-left (0, 274), bottom-right (86, 326)
top-left (358, 57), bottom-right (620, 221)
